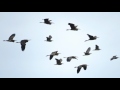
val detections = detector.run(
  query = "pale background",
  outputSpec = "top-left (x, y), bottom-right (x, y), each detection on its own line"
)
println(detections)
top-left (0, 12), bottom-right (120, 78)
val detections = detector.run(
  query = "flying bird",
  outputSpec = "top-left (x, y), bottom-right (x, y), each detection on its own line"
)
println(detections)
top-left (46, 51), bottom-right (61, 60)
top-left (110, 55), bottom-right (119, 60)
top-left (85, 34), bottom-right (99, 42)
top-left (67, 23), bottom-right (80, 31)
top-left (45, 35), bottom-right (53, 42)
top-left (3, 33), bottom-right (16, 42)
top-left (74, 64), bottom-right (88, 74)
top-left (40, 18), bottom-right (53, 25)
top-left (55, 58), bottom-right (63, 65)
top-left (64, 56), bottom-right (78, 62)
top-left (83, 47), bottom-right (91, 56)
top-left (16, 39), bottom-right (31, 51)
top-left (94, 45), bottom-right (101, 50)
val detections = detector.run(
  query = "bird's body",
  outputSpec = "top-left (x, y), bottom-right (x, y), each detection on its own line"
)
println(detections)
top-left (94, 45), bottom-right (101, 50)
top-left (40, 18), bottom-right (53, 25)
top-left (46, 51), bottom-right (60, 60)
top-left (84, 47), bottom-right (91, 56)
top-left (67, 23), bottom-right (80, 31)
top-left (16, 39), bottom-right (30, 51)
top-left (3, 33), bottom-right (16, 42)
top-left (45, 35), bottom-right (53, 42)
top-left (55, 58), bottom-right (63, 65)
top-left (64, 56), bottom-right (78, 62)
top-left (85, 34), bottom-right (99, 42)
top-left (74, 64), bottom-right (88, 74)
top-left (111, 55), bottom-right (119, 60)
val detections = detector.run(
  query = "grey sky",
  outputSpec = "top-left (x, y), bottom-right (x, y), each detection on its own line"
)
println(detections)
top-left (0, 12), bottom-right (120, 78)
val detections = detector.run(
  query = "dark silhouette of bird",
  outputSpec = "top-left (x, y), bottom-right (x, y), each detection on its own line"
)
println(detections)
top-left (55, 58), bottom-right (63, 65)
top-left (46, 51), bottom-right (61, 60)
top-left (40, 18), bottom-right (53, 25)
top-left (74, 64), bottom-right (88, 74)
top-left (94, 45), bottom-right (101, 51)
top-left (45, 35), bottom-right (53, 42)
top-left (83, 47), bottom-right (91, 56)
top-left (85, 34), bottom-right (99, 42)
top-left (16, 39), bottom-right (31, 51)
top-left (64, 56), bottom-right (78, 62)
top-left (110, 55), bottom-right (119, 60)
top-left (67, 23), bottom-right (80, 31)
top-left (3, 33), bottom-right (16, 42)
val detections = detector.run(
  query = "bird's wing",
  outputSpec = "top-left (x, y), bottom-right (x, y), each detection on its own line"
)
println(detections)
top-left (50, 55), bottom-right (54, 60)
top-left (82, 65), bottom-right (87, 70)
top-left (77, 66), bottom-right (82, 73)
top-left (95, 45), bottom-right (99, 49)
top-left (21, 44), bottom-right (26, 51)
top-left (44, 19), bottom-right (49, 22)
top-left (87, 34), bottom-right (94, 39)
top-left (67, 57), bottom-right (72, 62)
top-left (86, 47), bottom-right (91, 53)
top-left (8, 34), bottom-right (15, 40)
top-left (49, 35), bottom-right (52, 39)
top-left (111, 57), bottom-right (114, 60)
top-left (68, 23), bottom-right (76, 29)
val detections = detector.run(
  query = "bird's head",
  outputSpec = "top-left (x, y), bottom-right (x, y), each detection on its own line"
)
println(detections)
top-left (74, 66), bottom-right (78, 68)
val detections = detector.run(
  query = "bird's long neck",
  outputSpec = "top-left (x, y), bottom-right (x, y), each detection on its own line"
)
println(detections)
top-left (3, 40), bottom-right (8, 41)
top-left (16, 42), bottom-right (20, 43)
top-left (84, 40), bottom-right (89, 42)
top-left (40, 22), bottom-right (44, 23)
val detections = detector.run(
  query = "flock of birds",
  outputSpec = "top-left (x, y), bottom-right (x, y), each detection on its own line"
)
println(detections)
top-left (3, 18), bottom-right (119, 74)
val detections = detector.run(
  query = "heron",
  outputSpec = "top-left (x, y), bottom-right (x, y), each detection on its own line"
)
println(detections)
top-left (64, 56), bottom-right (78, 62)
top-left (85, 34), bottom-right (99, 42)
top-left (94, 45), bottom-right (101, 51)
top-left (55, 58), bottom-right (63, 65)
top-left (83, 47), bottom-right (91, 56)
top-left (110, 55), bottom-right (119, 60)
top-left (40, 18), bottom-right (54, 25)
top-left (74, 64), bottom-right (88, 74)
top-left (3, 33), bottom-right (16, 42)
top-left (45, 35), bottom-right (53, 42)
top-left (46, 51), bottom-right (61, 60)
top-left (67, 23), bottom-right (80, 31)
top-left (16, 39), bottom-right (31, 51)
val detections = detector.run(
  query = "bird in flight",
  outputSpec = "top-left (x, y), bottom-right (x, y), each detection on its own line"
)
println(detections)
top-left (85, 34), bottom-right (99, 42)
top-left (3, 33), bottom-right (16, 42)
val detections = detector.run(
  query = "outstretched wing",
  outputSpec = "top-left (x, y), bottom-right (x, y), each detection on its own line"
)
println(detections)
top-left (87, 34), bottom-right (94, 39)
top-left (50, 55), bottom-right (53, 60)
top-left (68, 23), bottom-right (76, 29)
top-left (67, 57), bottom-right (72, 62)
top-left (86, 47), bottom-right (91, 53)
top-left (21, 44), bottom-right (26, 51)
top-left (8, 34), bottom-right (15, 40)
top-left (77, 66), bottom-right (82, 73)
top-left (95, 45), bottom-right (99, 50)
top-left (49, 35), bottom-right (52, 39)
top-left (82, 65), bottom-right (87, 70)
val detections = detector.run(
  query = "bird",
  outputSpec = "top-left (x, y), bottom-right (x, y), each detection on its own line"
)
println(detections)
top-left (46, 51), bottom-right (61, 60)
top-left (40, 18), bottom-right (53, 25)
top-left (74, 64), bottom-right (88, 74)
top-left (16, 39), bottom-right (31, 51)
top-left (85, 34), bottom-right (99, 42)
top-left (45, 35), bottom-right (53, 42)
top-left (64, 56), bottom-right (78, 62)
top-left (83, 47), bottom-right (91, 56)
top-left (110, 55), bottom-right (119, 60)
top-left (67, 23), bottom-right (80, 31)
top-left (3, 33), bottom-right (16, 42)
top-left (94, 45), bottom-right (101, 51)
top-left (55, 58), bottom-right (63, 65)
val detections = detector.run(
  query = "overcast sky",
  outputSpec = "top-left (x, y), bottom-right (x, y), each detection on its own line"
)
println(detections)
top-left (0, 12), bottom-right (120, 78)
